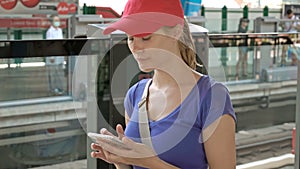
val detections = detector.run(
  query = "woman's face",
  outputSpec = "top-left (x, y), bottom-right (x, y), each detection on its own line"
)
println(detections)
top-left (127, 33), bottom-right (179, 72)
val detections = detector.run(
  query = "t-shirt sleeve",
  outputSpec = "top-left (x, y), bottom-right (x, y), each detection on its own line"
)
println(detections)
top-left (200, 83), bottom-right (236, 130)
top-left (124, 84), bottom-right (136, 118)
top-left (124, 79), bottom-right (151, 118)
top-left (124, 79), bottom-right (146, 117)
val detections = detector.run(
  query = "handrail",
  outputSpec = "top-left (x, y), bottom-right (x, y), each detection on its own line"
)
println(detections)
top-left (0, 32), bottom-right (297, 58)
top-left (0, 33), bottom-right (298, 107)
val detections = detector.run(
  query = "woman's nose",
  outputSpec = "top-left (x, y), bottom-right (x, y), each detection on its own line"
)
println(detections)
top-left (131, 39), bottom-right (144, 52)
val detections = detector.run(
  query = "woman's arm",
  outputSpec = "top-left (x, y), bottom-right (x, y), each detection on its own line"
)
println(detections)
top-left (203, 114), bottom-right (236, 169)
top-left (95, 111), bottom-right (180, 169)
top-left (115, 164), bottom-right (132, 169)
top-left (104, 149), bottom-right (180, 169)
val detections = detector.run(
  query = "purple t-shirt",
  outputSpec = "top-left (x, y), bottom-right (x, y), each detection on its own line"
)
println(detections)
top-left (124, 75), bottom-right (236, 169)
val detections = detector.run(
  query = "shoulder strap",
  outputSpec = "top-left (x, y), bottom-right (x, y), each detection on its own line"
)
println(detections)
top-left (138, 79), bottom-right (154, 149)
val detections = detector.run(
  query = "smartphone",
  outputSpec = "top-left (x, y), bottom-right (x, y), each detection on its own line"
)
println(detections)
top-left (88, 132), bottom-right (131, 150)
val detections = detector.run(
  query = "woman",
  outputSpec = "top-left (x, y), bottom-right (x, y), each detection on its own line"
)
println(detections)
top-left (91, 0), bottom-right (236, 168)
top-left (236, 17), bottom-right (250, 78)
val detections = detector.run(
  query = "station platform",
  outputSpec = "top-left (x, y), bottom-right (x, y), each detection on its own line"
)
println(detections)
top-left (29, 122), bottom-right (295, 169)
top-left (29, 159), bottom-right (86, 169)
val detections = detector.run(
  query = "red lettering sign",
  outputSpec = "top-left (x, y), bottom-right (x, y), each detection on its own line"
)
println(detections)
top-left (0, 0), bottom-right (17, 10)
top-left (57, 2), bottom-right (68, 15)
top-left (68, 3), bottom-right (77, 14)
top-left (20, 0), bottom-right (40, 8)
top-left (0, 18), bottom-right (67, 28)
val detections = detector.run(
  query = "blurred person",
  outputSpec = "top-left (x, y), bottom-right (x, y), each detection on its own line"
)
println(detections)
top-left (46, 14), bottom-right (65, 95)
top-left (236, 17), bottom-right (250, 78)
top-left (281, 9), bottom-right (300, 66)
top-left (289, 51), bottom-right (298, 66)
top-left (283, 9), bottom-right (300, 33)
top-left (90, 0), bottom-right (236, 169)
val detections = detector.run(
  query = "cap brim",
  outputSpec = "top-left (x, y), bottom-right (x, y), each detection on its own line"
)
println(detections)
top-left (103, 12), bottom-right (184, 37)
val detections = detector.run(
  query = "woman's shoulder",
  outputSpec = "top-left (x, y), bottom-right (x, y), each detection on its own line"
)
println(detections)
top-left (127, 78), bottom-right (151, 97)
top-left (124, 79), bottom-right (151, 115)
top-left (198, 75), bottom-right (229, 93)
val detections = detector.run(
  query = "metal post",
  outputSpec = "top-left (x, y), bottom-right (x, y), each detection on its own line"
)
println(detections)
top-left (243, 6), bottom-right (248, 19)
top-left (93, 6), bottom-right (96, 14)
top-left (201, 5), bottom-right (205, 17)
top-left (295, 59), bottom-right (300, 169)
top-left (7, 28), bottom-right (11, 68)
top-left (14, 30), bottom-right (22, 40)
top-left (87, 52), bottom-right (99, 169)
top-left (13, 30), bottom-right (23, 67)
top-left (67, 16), bottom-right (72, 38)
top-left (69, 15), bottom-right (76, 38)
top-left (221, 6), bottom-right (228, 69)
top-left (83, 3), bottom-right (87, 14)
top-left (243, 6), bottom-right (249, 31)
top-left (263, 6), bottom-right (269, 17)
top-left (221, 5), bottom-right (227, 31)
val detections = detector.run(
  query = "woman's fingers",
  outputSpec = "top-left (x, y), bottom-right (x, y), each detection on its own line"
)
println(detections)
top-left (99, 125), bottom-right (125, 139)
top-left (116, 124), bottom-right (125, 139)
top-left (91, 150), bottom-right (105, 158)
top-left (91, 143), bottom-right (117, 164)
top-left (90, 143), bottom-right (107, 160)
top-left (100, 128), bottom-right (114, 136)
top-left (91, 143), bottom-right (102, 151)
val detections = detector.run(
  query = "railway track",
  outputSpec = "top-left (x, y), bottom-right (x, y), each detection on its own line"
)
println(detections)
top-left (236, 123), bottom-right (294, 165)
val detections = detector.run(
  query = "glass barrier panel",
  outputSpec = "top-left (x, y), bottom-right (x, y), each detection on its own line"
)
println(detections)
top-left (0, 33), bottom-right (298, 168)
top-left (0, 38), bottom-right (111, 169)
top-left (0, 119), bottom-right (86, 169)
top-left (0, 56), bottom-right (73, 101)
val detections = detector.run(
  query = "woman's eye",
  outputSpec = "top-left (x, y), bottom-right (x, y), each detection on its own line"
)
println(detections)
top-left (127, 36), bottom-right (151, 41)
top-left (142, 36), bottom-right (151, 41)
top-left (128, 37), bottom-right (134, 41)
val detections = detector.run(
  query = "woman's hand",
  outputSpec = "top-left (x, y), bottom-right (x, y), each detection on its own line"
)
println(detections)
top-left (90, 124), bottom-right (158, 168)
top-left (90, 125), bottom-right (125, 165)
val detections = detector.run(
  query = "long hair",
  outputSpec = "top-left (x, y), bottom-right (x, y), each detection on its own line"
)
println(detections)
top-left (158, 19), bottom-right (199, 70)
top-left (177, 19), bottom-right (198, 70)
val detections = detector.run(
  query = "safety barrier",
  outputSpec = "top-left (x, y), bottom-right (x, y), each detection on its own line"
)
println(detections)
top-left (292, 127), bottom-right (296, 154)
top-left (237, 153), bottom-right (294, 169)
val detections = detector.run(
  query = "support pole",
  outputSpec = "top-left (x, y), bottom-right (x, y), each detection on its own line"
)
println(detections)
top-left (243, 5), bottom-right (248, 19)
top-left (295, 59), bottom-right (300, 169)
top-left (201, 5), bottom-right (205, 17)
top-left (221, 6), bottom-right (227, 31)
top-left (221, 6), bottom-right (228, 68)
top-left (263, 6), bottom-right (269, 17)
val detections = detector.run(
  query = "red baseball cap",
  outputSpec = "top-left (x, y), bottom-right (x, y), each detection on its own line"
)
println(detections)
top-left (103, 0), bottom-right (184, 37)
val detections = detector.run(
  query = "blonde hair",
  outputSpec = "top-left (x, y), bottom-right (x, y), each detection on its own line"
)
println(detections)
top-left (178, 20), bottom-right (198, 70)
top-left (158, 20), bottom-right (199, 70)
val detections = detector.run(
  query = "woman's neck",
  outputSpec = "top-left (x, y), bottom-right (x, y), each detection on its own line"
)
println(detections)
top-left (152, 71), bottom-right (177, 89)
top-left (151, 60), bottom-right (200, 89)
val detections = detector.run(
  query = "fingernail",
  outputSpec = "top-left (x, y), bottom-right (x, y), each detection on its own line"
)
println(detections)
top-left (100, 128), bottom-right (107, 133)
